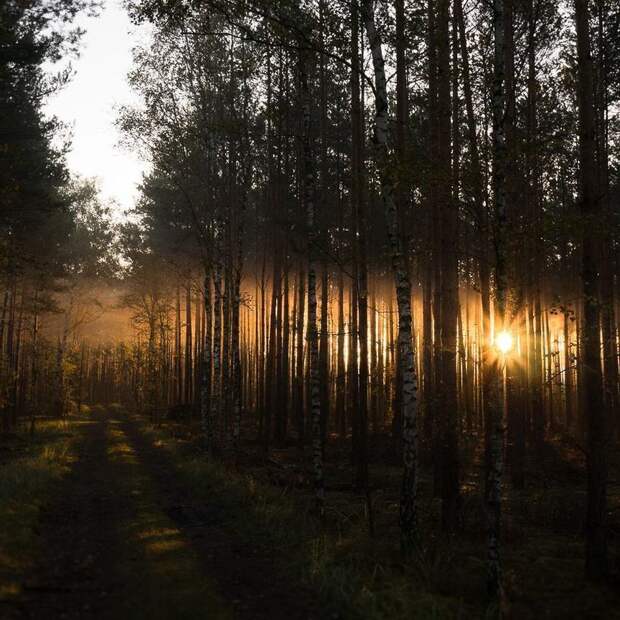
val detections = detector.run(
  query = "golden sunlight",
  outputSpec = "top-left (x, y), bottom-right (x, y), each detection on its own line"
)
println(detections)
top-left (495, 330), bottom-right (514, 355)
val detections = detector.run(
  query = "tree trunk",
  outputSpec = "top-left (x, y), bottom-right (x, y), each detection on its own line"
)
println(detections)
top-left (486, 0), bottom-right (510, 598)
top-left (202, 270), bottom-right (212, 447)
top-left (574, 0), bottom-right (609, 581)
top-left (299, 38), bottom-right (325, 513)
top-left (437, 0), bottom-right (460, 533)
top-left (362, 0), bottom-right (419, 555)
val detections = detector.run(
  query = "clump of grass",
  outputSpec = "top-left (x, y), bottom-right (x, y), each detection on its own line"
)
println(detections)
top-left (0, 420), bottom-right (76, 601)
top-left (141, 424), bottom-right (471, 619)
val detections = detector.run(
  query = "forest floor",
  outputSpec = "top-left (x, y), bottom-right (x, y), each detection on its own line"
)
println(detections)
top-left (111, 411), bottom-right (620, 619)
top-left (1, 408), bottom-right (619, 619)
top-left (0, 408), bottom-right (325, 619)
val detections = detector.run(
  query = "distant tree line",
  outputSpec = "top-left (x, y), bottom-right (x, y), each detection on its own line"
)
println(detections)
top-left (0, 0), bottom-right (117, 430)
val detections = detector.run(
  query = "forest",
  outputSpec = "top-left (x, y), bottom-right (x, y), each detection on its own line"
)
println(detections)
top-left (1, 0), bottom-right (619, 617)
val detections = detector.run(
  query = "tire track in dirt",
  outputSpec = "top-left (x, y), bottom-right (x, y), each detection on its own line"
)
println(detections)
top-left (12, 414), bottom-right (132, 618)
top-left (12, 412), bottom-right (229, 619)
top-left (11, 411), bottom-right (325, 619)
top-left (119, 414), bottom-right (325, 620)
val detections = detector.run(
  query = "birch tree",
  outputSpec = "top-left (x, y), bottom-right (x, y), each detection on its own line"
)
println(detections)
top-left (361, 0), bottom-right (419, 555)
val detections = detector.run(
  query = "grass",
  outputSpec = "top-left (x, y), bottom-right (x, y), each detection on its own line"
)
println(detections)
top-left (140, 423), bottom-right (471, 619)
top-left (139, 418), bottom-right (620, 619)
top-left (2, 410), bottom-right (616, 618)
top-left (0, 418), bottom-right (77, 601)
top-left (104, 419), bottom-right (231, 619)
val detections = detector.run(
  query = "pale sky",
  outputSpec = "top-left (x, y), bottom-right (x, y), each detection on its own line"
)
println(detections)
top-left (44, 0), bottom-right (151, 218)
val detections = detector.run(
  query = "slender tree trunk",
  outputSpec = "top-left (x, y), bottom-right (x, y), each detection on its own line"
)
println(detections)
top-left (351, 1), bottom-right (369, 490)
top-left (202, 269), bottom-right (212, 447)
top-left (299, 38), bottom-right (325, 513)
top-left (362, 0), bottom-right (419, 555)
top-left (296, 263), bottom-right (306, 445)
top-left (437, 0), bottom-right (460, 532)
top-left (175, 286), bottom-right (182, 404)
top-left (210, 249), bottom-right (223, 454)
top-left (232, 182), bottom-right (248, 452)
top-left (455, 0), bottom-right (493, 457)
top-left (336, 265), bottom-right (346, 439)
top-left (574, 0), bottom-right (609, 581)
top-left (320, 263), bottom-right (329, 449)
top-left (486, 0), bottom-right (510, 599)
top-left (595, 0), bottom-right (619, 438)
top-left (185, 283), bottom-right (193, 405)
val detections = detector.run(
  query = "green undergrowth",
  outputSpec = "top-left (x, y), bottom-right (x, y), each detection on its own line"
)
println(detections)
top-left (105, 418), bottom-right (231, 619)
top-left (140, 422), bottom-right (474, 619)
top-left (0, 418), bottom-right (78, 601)
top-left (139, 418), bottom-right (620, 619)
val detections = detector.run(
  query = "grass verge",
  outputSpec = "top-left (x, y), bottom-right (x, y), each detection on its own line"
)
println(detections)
top-left (0, 419), bottom-right (77, 602)
top-left (140, 422), bottom-right (471, 619)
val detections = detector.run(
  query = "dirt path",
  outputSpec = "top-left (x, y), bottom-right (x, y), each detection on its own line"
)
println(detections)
top-left (10, 411), bottom-right (322, 620)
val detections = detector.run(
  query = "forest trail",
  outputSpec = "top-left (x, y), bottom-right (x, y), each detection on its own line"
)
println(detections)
top-left (9, 410), bottom-right (321, 620)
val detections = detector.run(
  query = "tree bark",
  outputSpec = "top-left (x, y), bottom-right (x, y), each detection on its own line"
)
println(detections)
top-left (574, 0), bottom-right (609, 581)
top-left (486, 0), bottom-right (510, 599)
top-left (299, 38), bottom-right (325, 513)
top-left (362, 0), bottom-right (419, 555)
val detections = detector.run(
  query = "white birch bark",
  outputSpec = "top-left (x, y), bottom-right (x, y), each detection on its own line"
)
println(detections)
top-left (361, 0), bottom-right (419, 554)
top-left (300, 43), bottom-right (325, 514)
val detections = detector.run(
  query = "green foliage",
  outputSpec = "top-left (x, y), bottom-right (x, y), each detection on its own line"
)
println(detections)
top-left (1, 0), bottom-right (89, 276)
top-left (0, 420), bottom-right (75, 600)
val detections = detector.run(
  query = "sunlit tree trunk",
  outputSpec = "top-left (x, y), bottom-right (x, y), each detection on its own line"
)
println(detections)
top-left (202, 269), bottom-right (212, 447)
top-left (210, 244), bottom-right (223, 454)
top-left (258, 252), bottom-right (267, 439)
top-left (336, 264), bottom-right (346, 439)
top-left (319, 263), bottom-right (329, 448)
top-left (232, 175), bottom-right (248, 452)
top-left (185, 283), bottom-right (193, 405)
top-left (175, 286), bottom-right (182, 404)
top-left (294, 263), bottom-right (306, 445)
top-left (362, 0), bottom-right (419, 555)
top-left (486, 0), bottom-right (510, 599)
top-left (427, 0), bottom-right (443, 495)
top-left (370, 288), bottom-right (379, 434)
top-left (29, 292), bottom-right (39, 434)
top-left (280, 262), bottom-right (290, 440)
top-left (222, 220), bottom-right (233, 446)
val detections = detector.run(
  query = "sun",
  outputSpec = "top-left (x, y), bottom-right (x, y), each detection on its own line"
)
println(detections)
top-left (495, 330), bottom-right (514, 355)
